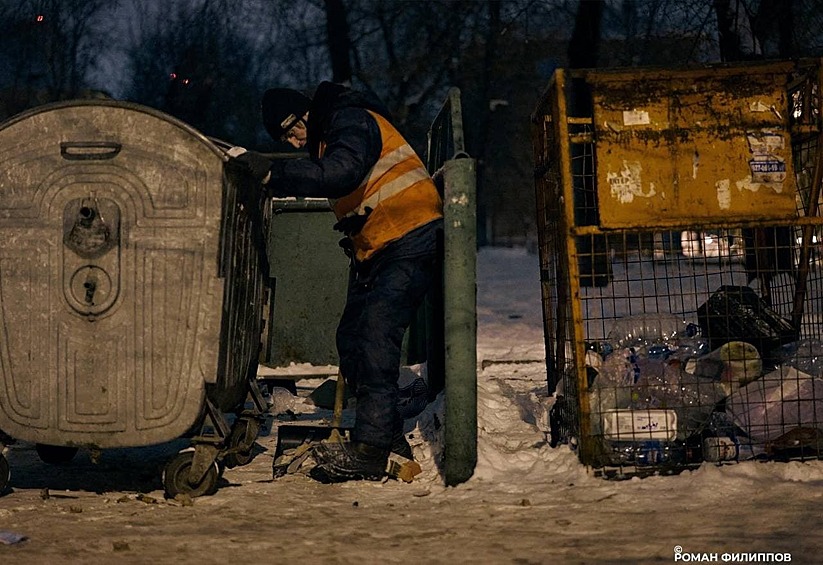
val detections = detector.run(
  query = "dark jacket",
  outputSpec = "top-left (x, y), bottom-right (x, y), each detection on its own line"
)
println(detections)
top-left (265, 82), bottom-right (392, 199)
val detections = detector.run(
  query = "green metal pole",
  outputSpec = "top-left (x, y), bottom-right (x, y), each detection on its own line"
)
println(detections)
top-left (442, 156), bottom-right (477, 486)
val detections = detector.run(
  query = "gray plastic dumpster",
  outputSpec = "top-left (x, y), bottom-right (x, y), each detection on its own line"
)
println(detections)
top-left (0, 100), bottom-right (270, 497)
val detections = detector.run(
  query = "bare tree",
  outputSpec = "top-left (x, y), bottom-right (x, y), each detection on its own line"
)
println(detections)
top-left (5, 0), bottom-right (823, 246)
top-left (569, 0), bottom-right (604, 68)
top-left (714, 0), bottom-right (760, 61)
top-left (752, 0), bottom-right (795, 57)
top-left (601, 0), bottom-right (712, 66)
top-left (124, 0), bottom-right (265, 146)
top-left (253, 0), bottom-right (332, 91)
top-left (0, 0), bottom-right (119, 118)
top-left (343, 1), bottom-right (487, 133)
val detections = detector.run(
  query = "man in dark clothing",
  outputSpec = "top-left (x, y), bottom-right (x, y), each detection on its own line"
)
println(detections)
top-left (230, 82), bottom-right (442, 482)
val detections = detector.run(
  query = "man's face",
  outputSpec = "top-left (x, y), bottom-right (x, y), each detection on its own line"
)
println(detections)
top-left (282, 117), bottom-right (307, 149)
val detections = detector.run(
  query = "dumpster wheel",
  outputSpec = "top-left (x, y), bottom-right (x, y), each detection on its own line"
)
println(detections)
top-left (163, 451), bottom-right (219, 498)
top-left (35, 444), bottom-right (79, 465)
top-left (223, 417), bottom-right (261, 468)
top-left (0, 454), bottom-right (9, 493)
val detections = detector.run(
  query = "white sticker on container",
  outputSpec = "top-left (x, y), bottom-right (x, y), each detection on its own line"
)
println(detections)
top-left (622, 109), bottom-right (650, 126)
top-left (606, 160), bottom-right (656, 204)
top-left (749, 100), bottom-right (770, 112)
top-left (716, 179), bottom-right (731, 209)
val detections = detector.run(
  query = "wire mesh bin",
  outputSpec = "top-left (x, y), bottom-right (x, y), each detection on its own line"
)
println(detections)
top-left (532, 59), bottom-right (823, 477)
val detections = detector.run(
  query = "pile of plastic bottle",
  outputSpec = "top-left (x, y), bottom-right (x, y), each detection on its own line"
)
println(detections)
top-left (585, 313), bottom-right (823, 469)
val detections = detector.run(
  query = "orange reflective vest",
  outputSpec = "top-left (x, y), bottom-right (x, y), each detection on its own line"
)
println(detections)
top-left (330, 111), bottom-right (442, 262)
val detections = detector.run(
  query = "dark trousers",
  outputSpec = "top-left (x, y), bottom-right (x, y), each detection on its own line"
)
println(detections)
top-left (336, 228), bottom-right (438, 450)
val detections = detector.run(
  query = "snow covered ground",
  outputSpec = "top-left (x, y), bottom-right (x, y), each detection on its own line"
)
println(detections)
top-left (2, 246), bottom-right (823, 564)
top-left (409, 247), bottom-right (823, 562)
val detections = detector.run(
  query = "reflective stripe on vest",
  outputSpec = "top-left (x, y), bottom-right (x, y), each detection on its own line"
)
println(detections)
top-left (332, 110), bottom-right (442, 261)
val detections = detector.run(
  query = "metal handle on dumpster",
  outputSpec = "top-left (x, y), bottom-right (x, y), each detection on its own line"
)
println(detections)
top-left (60, 141), bottom-right (122, 161)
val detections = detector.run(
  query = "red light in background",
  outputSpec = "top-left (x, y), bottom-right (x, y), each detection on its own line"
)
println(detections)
top-left (35, 14), bottom-right (44, 22)
top-left (169, 73), bottom-right (177, 79)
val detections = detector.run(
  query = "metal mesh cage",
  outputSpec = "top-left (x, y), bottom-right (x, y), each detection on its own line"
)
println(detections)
top-left (533, 59), bottom-right (823, 477)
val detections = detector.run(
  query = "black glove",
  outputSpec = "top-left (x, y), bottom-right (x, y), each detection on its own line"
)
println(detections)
top-left (229, 150), bottom-right (273, 184)
top-left (333, 207), bottom-right (373, 237)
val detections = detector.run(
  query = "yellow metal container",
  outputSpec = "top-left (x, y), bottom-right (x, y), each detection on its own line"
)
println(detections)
top-left (589, 62), bottom-right (798, 228)
top-left (532, 59), bottom-right (823, 477)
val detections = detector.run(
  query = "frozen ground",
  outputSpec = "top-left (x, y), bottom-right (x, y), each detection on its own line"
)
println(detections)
top-left (2, 247), bottom-right (823, 564)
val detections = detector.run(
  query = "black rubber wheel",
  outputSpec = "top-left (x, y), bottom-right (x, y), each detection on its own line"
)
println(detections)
top-left (163, 451), bottom-right (219, 498)
top-left (0, 454), bottom-right (10, 494)
top-left (35, 444), bottom-right (79, 465)
top-left (224, 418), bottom-right (261, 468)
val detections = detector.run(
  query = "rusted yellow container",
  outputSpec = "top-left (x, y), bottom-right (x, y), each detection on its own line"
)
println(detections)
top-left (590, 62), bottom-right (798, 228)
top-left (533, 59), bottom-right (823, 477)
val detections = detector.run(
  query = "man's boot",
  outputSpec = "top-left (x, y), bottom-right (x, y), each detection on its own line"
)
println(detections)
top-left (310, 441), bottom-right (388, 483)
top-left (391, 432), bottom-right (413, 461)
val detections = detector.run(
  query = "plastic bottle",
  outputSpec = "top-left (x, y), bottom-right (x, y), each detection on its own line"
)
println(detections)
top-left (597, 347), bottom-right (635, 386)
top-left (589, 348), bottom-right (634, 418)
top-left (607, 440), bottom-right (690, 466)
top-left (702, 436), bottom-right (764, 462)
top-left (606, 313), bottom-right (689, 349)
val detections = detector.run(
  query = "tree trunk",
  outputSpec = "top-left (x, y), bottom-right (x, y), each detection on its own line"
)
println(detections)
top-left (324, 0), bottom-right (352, 85)
top-left (715, 0), bottom-right (741, 62)
top-left (754, 0), bottom-right (795, 57)
top-left (568, 0), bottom-right (603, 69)
top-left (714, 0), bottom-right (761, 61)
top-left (474, 0), bottom-right (501, 247)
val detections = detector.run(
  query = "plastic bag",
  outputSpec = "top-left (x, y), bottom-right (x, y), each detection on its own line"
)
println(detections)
top-left (727, 365), bottom-right (823, 442)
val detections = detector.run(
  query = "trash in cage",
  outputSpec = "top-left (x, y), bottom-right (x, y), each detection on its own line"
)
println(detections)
top-left (777, 338), bottom-right (823, 378)
top-left (601, 409), bottom-right (678, 442)
top-left (607, 439), bottom-right (690, 467)
top-left (606, 313), bottom-right (688, 349)
top-left (590, 329), bottom-right (727, 442)
top-left (726, 365), bottom-right (823, 443)
top-left (696, 411), bottom-right (764, 462)
top-left (532, 60), bottom-right (823, 475)
top-left (688, 341), bottom-right (763, 394)
top-left (697, 285), bottom-right (798, 361)
top-left (702, 435), bottom-right (765, 462)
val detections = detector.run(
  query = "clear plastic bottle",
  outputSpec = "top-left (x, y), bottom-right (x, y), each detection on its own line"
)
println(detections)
top-left (589, 348), bottom-right (634, 421)
top-left (607, 439), bottom-right (690, 466)
top-left (606, 313), bottom-right (689, 349)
